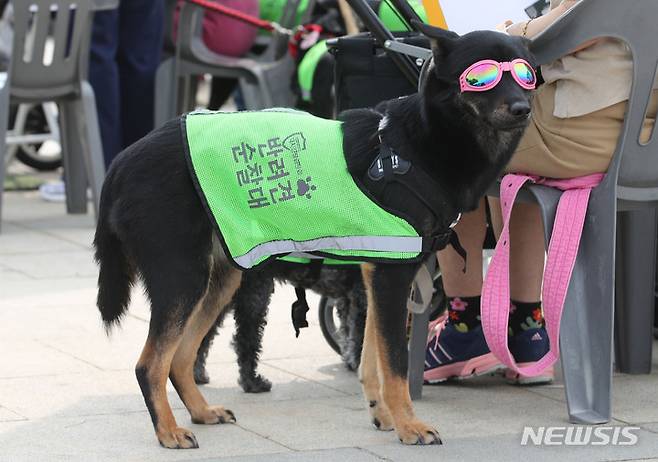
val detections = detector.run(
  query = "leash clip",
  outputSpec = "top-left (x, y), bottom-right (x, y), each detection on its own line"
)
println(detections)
top-left (449, 213), bottom-right (462, 229)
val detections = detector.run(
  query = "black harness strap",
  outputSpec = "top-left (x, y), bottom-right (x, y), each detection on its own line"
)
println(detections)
top-left (366, 140), bottom-right (467, 269)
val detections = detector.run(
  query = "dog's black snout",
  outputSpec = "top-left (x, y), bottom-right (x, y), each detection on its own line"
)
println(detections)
top-left (509, 100), bottom-right (531, 117)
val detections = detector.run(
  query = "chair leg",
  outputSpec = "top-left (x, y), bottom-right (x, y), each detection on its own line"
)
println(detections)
top-left (80, 81), bottom-right (106, 217)
top-left (408, 309), bottom-right (430, 400)
top-left (239, 78), bottom-right (268, 110)
top-left (0, 85), bottom-right (10, 232)
top-left (614, 208), bottom-right (657, 374)
top-left (59, 100), bottom-right (89, 214)
top-left (154, 57), bottom-right (177, 129)
top-left (531, 185), bottom-right (613, 424)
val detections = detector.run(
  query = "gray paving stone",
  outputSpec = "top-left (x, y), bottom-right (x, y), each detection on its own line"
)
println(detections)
top-left (0, 223), bottom-right (84, 255)
top-left (0, 250), bottom-right (98, 279)
top-left (0, 410), bottom-right (289, 462)
top-left (2, 191), bottom-right (93, 229)
top-left (640, 422), bottom-right (658, 433)
top-left (196, 447), bottom-right (382, 462)
top-left (527, 370), bottom-right (658, 425)
top-left (0, 405), bottom-right (26, 422)
top-left (226, 394), bottom-right (390, 451)
top-left (0, 276), bottom-right (98, 308)
top-left (260, 356), bottom-right (361, 395)
top-left (201, 361), bottom-right (349, 405)
top-left (0, 338), bottom-right (98, 379)
top-left (0, 263), bottom-right (33, 282)
top-left (365, 429), bottom-right (658, 462)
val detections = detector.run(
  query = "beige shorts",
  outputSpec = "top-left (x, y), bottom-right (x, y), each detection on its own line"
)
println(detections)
top-left (506, 83), bottom-right (658, 179)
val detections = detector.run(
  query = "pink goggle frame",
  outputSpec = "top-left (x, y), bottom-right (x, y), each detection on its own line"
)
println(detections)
top-left (459, 59), bottom-right (537, 93)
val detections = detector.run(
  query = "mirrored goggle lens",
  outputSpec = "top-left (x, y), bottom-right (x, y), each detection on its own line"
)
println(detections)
top-left (513, 62), bottom-right (536, 85)
top-left (465, 63), bottom-right (499, 88)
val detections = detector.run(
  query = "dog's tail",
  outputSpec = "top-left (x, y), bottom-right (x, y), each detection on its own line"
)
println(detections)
top-left (93, 171), bottom-right (135, 331)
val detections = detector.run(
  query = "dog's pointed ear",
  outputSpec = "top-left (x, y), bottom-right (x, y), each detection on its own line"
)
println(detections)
top-left (412, 20), bottom-right (459, 61)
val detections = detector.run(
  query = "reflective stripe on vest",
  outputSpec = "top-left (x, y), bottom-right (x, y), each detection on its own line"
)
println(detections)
top-left (234, 235), bottom-right (423, 268)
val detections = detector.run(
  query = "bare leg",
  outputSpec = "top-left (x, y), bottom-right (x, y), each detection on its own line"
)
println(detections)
top-left (488, 198), bottom-right (544, 302)
top-left (437, 198), bottom-right (488, 297)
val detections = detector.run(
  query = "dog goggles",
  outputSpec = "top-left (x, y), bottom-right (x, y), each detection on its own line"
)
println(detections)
top-left (459, 59), bottom-right (536, 92)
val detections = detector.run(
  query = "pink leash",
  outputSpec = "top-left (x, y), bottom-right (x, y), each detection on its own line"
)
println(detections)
top-left (480, 173), bottom-right (604, 376)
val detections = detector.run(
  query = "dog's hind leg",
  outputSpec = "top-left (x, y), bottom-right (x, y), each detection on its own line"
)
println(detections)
top-left (361, 264), bottom-right (442, 445)
top-left (135, 265), bottom-right (212, 449)
top-left (169, 263), bottom-right (242, 425)
top-left (134, 243), bottom-right (236, 448)
top-left (232, 271), bottom-right (274, 393)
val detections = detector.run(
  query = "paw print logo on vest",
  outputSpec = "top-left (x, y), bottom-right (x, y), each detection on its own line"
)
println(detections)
top-left (296, 177), bottom-right (316, 199)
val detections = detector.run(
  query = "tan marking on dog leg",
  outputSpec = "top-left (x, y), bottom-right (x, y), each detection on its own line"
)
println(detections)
top-left (169, 267), bottom-right (242, 425)
top-left (360, 264), bottom-right (394, 431)
top-left (374, 323), bottom-right (442, 445)
top-left (136, 332), bottom-right (199, 449)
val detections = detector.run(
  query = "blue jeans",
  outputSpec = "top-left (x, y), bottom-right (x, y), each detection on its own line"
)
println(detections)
top-left (89, 0), bottom-right (164, 167)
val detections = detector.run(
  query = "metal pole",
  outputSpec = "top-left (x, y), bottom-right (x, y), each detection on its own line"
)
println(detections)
top-left (345, 0), bottom-right (420, 85)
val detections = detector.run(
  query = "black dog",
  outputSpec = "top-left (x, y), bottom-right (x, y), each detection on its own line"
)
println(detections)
top-left (94, 23), bottom-right (534, 448)
top-left (193, 262), bottom-right (367, 390)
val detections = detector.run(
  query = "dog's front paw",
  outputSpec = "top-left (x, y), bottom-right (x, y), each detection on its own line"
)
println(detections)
top-left (368, 400), bottom-right (394, 431)
top-left (191, 406), bottom-right (236, 425)
top-left (396, 419), bottom-right (442, 445)
top-left (239, 374), bottom-right (272, 393)
top-left (157, 426), bottom-right (199, 449)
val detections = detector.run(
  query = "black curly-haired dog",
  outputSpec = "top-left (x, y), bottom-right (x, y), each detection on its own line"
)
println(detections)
top-left (193, 262), bottom-right (366, 391)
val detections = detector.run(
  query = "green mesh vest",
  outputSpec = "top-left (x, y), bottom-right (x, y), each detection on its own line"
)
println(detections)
top-left (183, 109), bottom-right (425, 269)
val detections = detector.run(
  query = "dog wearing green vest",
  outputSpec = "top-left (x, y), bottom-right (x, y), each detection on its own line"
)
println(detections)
top-left (93, 22), bottom-right (535, 448)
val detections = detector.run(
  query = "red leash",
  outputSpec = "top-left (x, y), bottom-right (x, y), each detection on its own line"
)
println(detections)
top-left (185, 0), bottom-right (284, 33)
top-left (184, 0), bottom-right (325, 57)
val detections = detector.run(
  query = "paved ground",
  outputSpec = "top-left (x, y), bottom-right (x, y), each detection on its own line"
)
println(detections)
top-left (2, 189), bottom-right (658, 462)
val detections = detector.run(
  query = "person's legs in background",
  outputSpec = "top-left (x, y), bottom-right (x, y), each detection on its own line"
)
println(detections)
top-left (424, 82), bottom-right (635, 384)
top-left (424, 200), bottom-right (505, 383)
top-left (488, 198), bottom-right (551, 384)
top-left (88, 8), bottom-right (121, 169)
top-left (425, 196), bottom-right (548, 383)
top-left (41, 6), bottom-right (120, 201)
top-left (117, 0), bottom-right (164, 152)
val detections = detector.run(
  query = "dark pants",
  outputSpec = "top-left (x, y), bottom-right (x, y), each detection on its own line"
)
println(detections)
top-left (89, 0), bottom-right (164, 168)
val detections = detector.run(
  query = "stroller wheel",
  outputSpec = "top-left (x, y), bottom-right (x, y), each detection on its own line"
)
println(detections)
top-left (13, 104), bottom-right (62, 171)
top-left (318, 296), bottom-right (342, 354)
top-left (16, 143), bottom-right (62, 171)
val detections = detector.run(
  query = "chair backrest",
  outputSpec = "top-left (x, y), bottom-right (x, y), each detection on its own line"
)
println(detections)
top-left (531, 0), bottom-right (658, 199)
top-left (177, 0), bottom-right (304, 63)
top-left (9, 0), bottom-right (117, 101)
